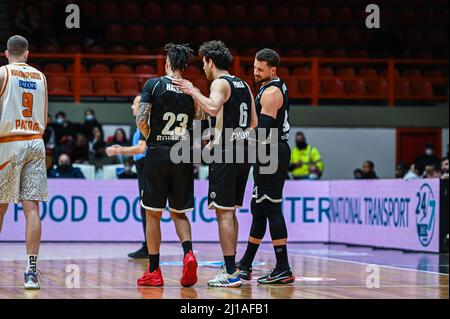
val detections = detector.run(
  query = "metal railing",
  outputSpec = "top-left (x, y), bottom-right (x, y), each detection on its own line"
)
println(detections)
top-left (2, 53), bottom-right (448, 106)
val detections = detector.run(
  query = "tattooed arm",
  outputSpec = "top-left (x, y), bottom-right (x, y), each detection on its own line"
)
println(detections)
top-left (136, 102), bottom-right (152, 139)
top-left (137, 78), bottom-right (159, 139)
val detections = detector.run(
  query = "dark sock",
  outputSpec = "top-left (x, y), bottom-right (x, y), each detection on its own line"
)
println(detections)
top-left (182, 241), bottom-right (193, 256)
top-left (149, 254), bottom-right (160, 272)
top-left (224, 255), bottom-right (236, 274)
top-left (274, 245), bottom-right (289, 271)
top-left (239, 242), bottom-right (259, 267)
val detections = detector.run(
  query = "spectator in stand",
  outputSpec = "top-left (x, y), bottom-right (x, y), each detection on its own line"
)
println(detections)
top-left (422, 163), bottom-right (442, 179)
top-left (81, 109), bottom-right (104, 141)
top-left (108, 128), bottom-right (130, 164)
top-left (362, 160), bottom-right (378, 179)
top-left (43, 114), bottom-right (55, 151)
top-left (53, 111), bottom-right (77, 161)
top-left (109, 128), bottom-right (130, 147)
top-left (414, 143), bottom-right (439, 173)
top-left (43, 114), bottom-right (56, 170)
top-left (53, 111), bottom-right (77, 145)
top-left (289, 131), bottom-right (324, 179)
top-left (49, 154), bottom-right (85, 179)
top-left (72, 133), bottom-right (90, 164)
top-left (89, 126), bottom-right (104, 155)
top-left (353, 168), bottom-right (364, 179)
top-left (90, 141), bottom-right (119, 170)
top-left (404, 163), bottom-right (421, 180)
top-left (308, 164), bottom-right (321, 180)
top-left (118, 158), bottom-right (138, 179)
top-left (441, 157), bottom-right (449, 180)
top-left (395, 161), bottom-right (409, 178)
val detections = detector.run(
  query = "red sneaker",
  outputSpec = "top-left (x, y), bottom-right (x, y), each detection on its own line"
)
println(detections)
top-left (180, 250), bottom-right (198, 287)
top-left (137, 267), bottom-right (164, 287)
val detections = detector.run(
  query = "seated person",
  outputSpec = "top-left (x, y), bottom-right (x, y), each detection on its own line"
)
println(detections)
top-left (118, 158), bottom-right (138, 179)
top-left (49, 153), bottom-right (85, 179)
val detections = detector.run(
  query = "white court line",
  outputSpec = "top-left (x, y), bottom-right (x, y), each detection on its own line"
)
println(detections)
top-left (258, 249), bottom-right (450, 276)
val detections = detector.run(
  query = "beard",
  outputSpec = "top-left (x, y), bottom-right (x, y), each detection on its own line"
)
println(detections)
top-left (255, 76), bottom-right (270, 84)
top-left (205, 69), bottom-right (213, 81)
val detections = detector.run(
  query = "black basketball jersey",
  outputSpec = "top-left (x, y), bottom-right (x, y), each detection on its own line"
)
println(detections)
top-left (141, 76), bottom-right (195, 147)
top-left (255, 77), bottom-right (290, 141)
top-left (210, 74), bottom-right (253, 146)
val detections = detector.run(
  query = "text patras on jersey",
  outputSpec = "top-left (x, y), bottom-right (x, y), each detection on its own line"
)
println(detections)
top-left (15, 119), bottom-right (41, 132)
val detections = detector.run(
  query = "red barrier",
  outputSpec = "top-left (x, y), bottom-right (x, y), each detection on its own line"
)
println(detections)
top-left (1, 53), bottom-right (448, 106)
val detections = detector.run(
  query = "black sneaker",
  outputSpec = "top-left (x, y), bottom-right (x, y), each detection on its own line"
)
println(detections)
top-left (236, 261), bottom-right (253, 281)
top-left (128, 244), bottom-right (149, 259)
top-left (257, 268), bottom-right (295, 284)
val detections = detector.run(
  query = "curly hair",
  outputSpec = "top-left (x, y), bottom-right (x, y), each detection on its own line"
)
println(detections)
top-left (198, 40), bottom-right (233, 70)
top-left (164, 43), bottom-right (194, 72)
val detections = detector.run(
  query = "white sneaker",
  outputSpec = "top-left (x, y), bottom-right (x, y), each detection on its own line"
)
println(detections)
top-left (24, 272), bottom-right (40, 290)
top-left (208, 270), bottom-right (242, 287)
top-left (213, 265), bottom-right (225, 278)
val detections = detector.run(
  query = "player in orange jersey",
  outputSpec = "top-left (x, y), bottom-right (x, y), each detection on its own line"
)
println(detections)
top-left (0, 35), bottom-right (48, 290)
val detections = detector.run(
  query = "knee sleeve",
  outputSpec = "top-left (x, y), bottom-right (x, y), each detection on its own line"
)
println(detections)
top-left (262, 201), bottom-right (288, 240)
top-left (249, 199), bottom-right (267, 240)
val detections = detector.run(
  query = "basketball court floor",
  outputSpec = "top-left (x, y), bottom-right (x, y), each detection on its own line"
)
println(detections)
top-left (0, 243), bottom-right (448, 299)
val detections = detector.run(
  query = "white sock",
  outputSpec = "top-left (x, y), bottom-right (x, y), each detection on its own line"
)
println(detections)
top-left (26, 255), bottom-right (38, 274)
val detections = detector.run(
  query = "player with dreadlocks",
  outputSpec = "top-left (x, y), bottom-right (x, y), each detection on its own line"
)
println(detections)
top-left (135, 43), bottom-right (203, 287)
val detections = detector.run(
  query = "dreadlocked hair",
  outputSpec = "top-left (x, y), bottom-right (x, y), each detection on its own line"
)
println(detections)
top-left (164, 43), bottom-right (194, 72)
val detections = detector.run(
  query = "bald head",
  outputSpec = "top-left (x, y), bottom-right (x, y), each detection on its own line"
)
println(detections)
top-left (6, 35), bottom-right (29, 62)
top-left (58, 154), bottom-right (71, 166)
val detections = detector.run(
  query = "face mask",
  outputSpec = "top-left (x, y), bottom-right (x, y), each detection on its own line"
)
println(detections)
top-left (296, 141), bottom-right (307, 150)
top-left (85, 115), bottom-right (94, 122)
top-left (425, 148), bottom-right (434, 156)
top-left (309, 173), bottom-right (319, 180)
top-left (56, 118), bottom-right (65, 125)
top-left (59, 163), bottom-right (70, 171)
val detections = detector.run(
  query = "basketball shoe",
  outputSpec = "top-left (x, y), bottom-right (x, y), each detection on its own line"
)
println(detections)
top-left (180, 250), bottom-right (198, 287)
top-left (236, 261), bottom-right (252, 281)
top-left (24, 271), bottom-right (40, 290)
top-left (207, 269), bottom-right (242, 287)
top-left (257, 268), bottom-right (295, 284)
top-left (137, 267), bottom-right (164, 287)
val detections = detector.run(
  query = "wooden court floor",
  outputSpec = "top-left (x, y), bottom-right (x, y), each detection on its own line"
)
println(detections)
top-left (0, 243), bottom-right (448, 299)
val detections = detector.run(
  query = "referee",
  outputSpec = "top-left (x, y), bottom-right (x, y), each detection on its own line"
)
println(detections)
top-left (106, 94), bottom-right (148, 258)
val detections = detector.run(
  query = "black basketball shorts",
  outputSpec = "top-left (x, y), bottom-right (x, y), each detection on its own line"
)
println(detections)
top-left (141, 146), bottom-right (194, 213)
top-left (208, 162), bottom-right (251, 210)
top-left (252, 141), bottom-right (291, 204)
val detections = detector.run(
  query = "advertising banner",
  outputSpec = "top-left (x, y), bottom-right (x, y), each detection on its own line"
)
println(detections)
top-left (0, 179), bottom-right (440, 252)
top-left (328, 179), bottom-right (440, 252)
